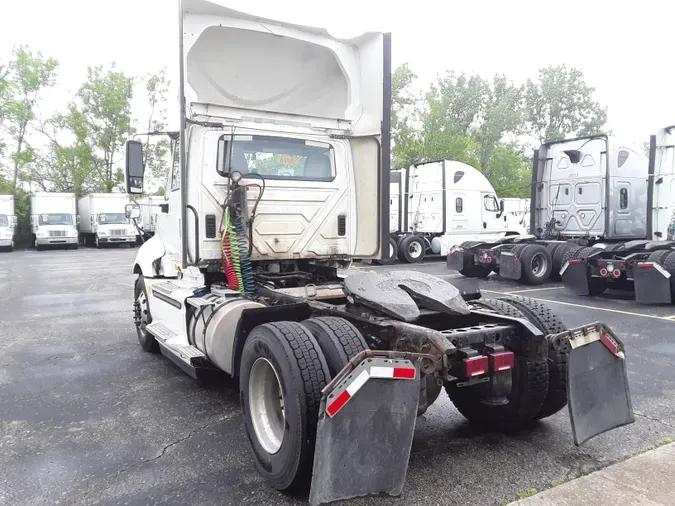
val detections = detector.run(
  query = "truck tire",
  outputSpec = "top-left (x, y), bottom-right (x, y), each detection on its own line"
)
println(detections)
top-left (573, 247), bottom-right (609, 295)
top-left (398, 234), bottom-right (426, 263)
top-left (499, 296), bottom-right (569, 419)
top-left (551, 243), bottom-right (576, 280)
top-left (605, 242), bottom-right (626, 252)
top-left (518, 244), bottom-right (553, 285)
top-left (301, 317), bottom-right (368, 378)
top-left (449, 298), bottom-right (549, 429)
top-left (134, 275), bottom-right (159, 353)
top-left (661, 250), bottom-right (675, 271)
top-left (559, 245), bottom-right (585, 271)
top-left (458, 243), bottom-right (491, 278)
top-left (375, 237), bottom-right (398, 265)
top-left (240, 322), bottom-right (330, 494)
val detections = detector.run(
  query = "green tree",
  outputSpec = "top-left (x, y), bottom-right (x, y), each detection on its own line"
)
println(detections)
top-left (3, 46), bottom-right (58, 186)
top-left (140, 69), bottom-right (172, 191)
top-left (524, 64), bottom-right (607, 143)
top-left (70, 63), bottom-right (135, 192)
top-left (391, 63), bottom-right (422, 169)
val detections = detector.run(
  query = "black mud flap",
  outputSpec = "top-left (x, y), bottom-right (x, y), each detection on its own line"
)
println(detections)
top-left (309, 356), bottom-right (421, 506)
top-left (633, 262), bottom-right (672, 304)
top-left (562, 323), bottom-right (634, 446)
top-left (561, 260), bottom-right (590, 295)
top-left (447, 248), bottom-right (464, 271)
top-left (499, 251), bottom-right (521, 280)
top-left (445, 277), bottom-right (481, 301)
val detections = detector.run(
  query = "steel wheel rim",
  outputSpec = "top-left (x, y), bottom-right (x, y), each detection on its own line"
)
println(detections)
top-left (531, 252), bottom-right (548, 277)
top-left (136, 290), bottom-right (150, 331)
top-left (409, 240), bottom-right (422, 258)
top-left (389, 242), bottom-right (395, 258)
top-left (249, 358), bottom-right (285, 455)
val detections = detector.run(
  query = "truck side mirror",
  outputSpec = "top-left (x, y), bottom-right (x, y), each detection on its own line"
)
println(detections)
top-left (497, 198), bottom-right (505, 218)
top-left (125, 140), bottom-right (145, 194)
top-left (125, 203), bottom-right (141, 220)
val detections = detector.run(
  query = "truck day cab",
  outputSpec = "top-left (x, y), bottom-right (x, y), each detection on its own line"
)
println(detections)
top-left (383, 160), bottom-right (526, 264)
top-left (121, 2), bottom-right (634, 504)
top-left (30, 192), bottom-right (78, 250)
top-left (78, 193), bottom-right (137, 248)
top-left (0, 195), bottom-right (16, 252)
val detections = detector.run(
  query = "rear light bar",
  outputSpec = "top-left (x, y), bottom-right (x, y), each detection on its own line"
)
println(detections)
top-left (463, 356), bottom-right (488, 377)
top-left (490, 351), bottom-right (515, 371)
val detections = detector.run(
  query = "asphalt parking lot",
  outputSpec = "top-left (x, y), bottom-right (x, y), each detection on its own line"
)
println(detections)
top-left (1, 249), bottom-right (674, 506)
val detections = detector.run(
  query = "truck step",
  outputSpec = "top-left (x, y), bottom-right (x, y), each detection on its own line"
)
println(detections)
top-left (151, 279), bottom-right (204, 310)
top-left (146, 321), bottom-right (206, 379)
top-left (146, 321), bottom-right (189, 346)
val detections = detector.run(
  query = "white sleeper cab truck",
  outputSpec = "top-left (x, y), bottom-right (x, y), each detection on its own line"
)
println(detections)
top-left (122, 2), bottom-right (634, 505)
top-left (381, 160), bottom-right (526, 264)
top-left (448, 134), bottom-right (658, 286)
top-left (30, 192), bottom-right (78, 250)
top-left (0, 194), bottom-right (16, 252)
top-left (78, 193), bottom-right (137, 248)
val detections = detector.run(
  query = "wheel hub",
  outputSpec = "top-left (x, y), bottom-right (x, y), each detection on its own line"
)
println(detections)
top-left (135, 291), bottom-right (149, 330)
top-left (249, 358), bottom-right (285, 454)
top-left (531, 252), bottom-right (548, 277)
top-left (409, 241), bottom-right (422, 258)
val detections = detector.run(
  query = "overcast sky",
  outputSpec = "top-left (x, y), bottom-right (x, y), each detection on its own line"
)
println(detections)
top-left (1, 0), bottom-right (674, 148)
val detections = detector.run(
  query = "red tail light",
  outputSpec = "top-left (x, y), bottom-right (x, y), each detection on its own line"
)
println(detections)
top-left (613, 269), bottom-right (621, 277)
top-left (490, 351), bottom-right (515, 372)
top-left (463, 356), bottom-right (488, 377)
top-left (568, 259), bottom-right (582, 265)
top-left (487, 256), bottom-right (493, 263)
top-left (638, 263), bottom-right (654, 269)
top-left (600, 268), bottom-right (608, 276)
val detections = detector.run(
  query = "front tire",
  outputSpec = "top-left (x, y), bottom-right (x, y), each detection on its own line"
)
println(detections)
top-left (240, 322), bottom-right (330, 494)
top-left (134, 275), bottom-right (159, 353)
top-left (398, 234), bottom-right (426, 263)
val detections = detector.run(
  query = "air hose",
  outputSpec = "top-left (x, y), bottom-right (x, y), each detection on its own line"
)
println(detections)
top-left (221, 208), bottom-right (240, 291)
top-left (233, 214), bottom-right (255, 296)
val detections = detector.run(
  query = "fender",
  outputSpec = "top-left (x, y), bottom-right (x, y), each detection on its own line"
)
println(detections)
top-left (132, 235), bottom-right (179, 278)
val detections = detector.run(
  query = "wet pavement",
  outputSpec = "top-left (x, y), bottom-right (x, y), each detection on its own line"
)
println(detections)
top-left (0, 250), bottom-right (673, 506)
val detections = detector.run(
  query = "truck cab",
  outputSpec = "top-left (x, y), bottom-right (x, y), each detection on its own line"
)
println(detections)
top-left (0, 195), bottom-right (16, 252)
top-left (78, 193), bottom-right (137, 248)
top-left (30, 192), bottom-right (79, 250)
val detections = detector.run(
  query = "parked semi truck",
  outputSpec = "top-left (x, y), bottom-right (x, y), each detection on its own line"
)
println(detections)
top-left (448, 134), bottom-right (668, 285)
top-left (382, 160), bottom-right (526, 264)
top-left (121, 3), bottom-right (634, 505)
top-left (78, 193), bottom-right (137, 248)
top-left (134, 195), bottom-right (165, 238)
top-left (561, 125), bottom-right (675, 302)
top-left (30, 192), bottom-right (78, 250)
top-left (0, 195), bottom-right (16, 252)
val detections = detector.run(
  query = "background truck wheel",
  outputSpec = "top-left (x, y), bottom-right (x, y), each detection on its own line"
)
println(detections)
top-left (240, 322), bottom-right (330, 494)
top-left (604, 242), bottom-right (626, 252)
top-left (551, 243), bottom-right (577, 280)
top-left (450, 298), bottom-right (549, 429)
top-left (301, 317), bottom-right (368, 378)
top-left (134, 276), bottom-right (159, 353)
top-left (398, 234), bottom-right (426, 263)
top-left (375, 237), bottom-right (398, 265)
top-left (559, 245), bottom-right (585, 272)
top-left (518, 244), bottom-right (552, 285)
top-left (499, 296), bottom-right (569, 419)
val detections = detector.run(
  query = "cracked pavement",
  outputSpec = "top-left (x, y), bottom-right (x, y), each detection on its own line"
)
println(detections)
top-left (1, 249), bottom-right (674, 506)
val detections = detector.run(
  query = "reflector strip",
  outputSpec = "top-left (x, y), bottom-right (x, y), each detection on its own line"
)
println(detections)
top-left (568, 259), bottom-right (583, 265)
top-left (325, 363), bottom-right (417, 418)
top-left (600, 332), bottom-right (618, 355)
top-left (638, 263), bottom-right (654, 269)
top-left (490, 351), bottom-right (515, 371)
top-left (463, 356), bottom-right (488, 377)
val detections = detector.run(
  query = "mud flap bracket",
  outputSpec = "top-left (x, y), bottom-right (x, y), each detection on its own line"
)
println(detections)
top-left (309, 353), bottom-right (422, 506)
top-left (560, 323), bottom-right (634, 446)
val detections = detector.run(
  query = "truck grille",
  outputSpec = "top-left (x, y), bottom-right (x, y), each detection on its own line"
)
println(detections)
top-left (49, 230), bottom-right (67, 237)
top-left (110, 229), bottom-right (125, 236)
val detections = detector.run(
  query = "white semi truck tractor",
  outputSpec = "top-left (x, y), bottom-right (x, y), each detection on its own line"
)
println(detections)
top-left (134, 195), bottom-right (165, 239)
top-left (78, 193), bottom-right (137, 248)
top-left (30, 192), bottom-right (78, 250)
top-left (121, 2), bottom-right (634, 504)
top-left (382, 161), bottom-right (526, 264)
top-left (0, 195), bottom-right (16, 252)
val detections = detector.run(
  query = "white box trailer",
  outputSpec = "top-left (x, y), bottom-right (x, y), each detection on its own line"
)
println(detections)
top-left (30, 192), bottom-right (78, 250)
top-left (383, 161), bottom-right (526, 264)
top-left (78, 193), bottom-right (137, 248)
top-left (0, 195), bottom-right (16, 252)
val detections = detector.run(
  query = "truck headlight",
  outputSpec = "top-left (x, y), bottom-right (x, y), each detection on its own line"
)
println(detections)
top-left (36, 230), bottom-right (45, 237)
top-left (98, 231), bottom-right (107, 237)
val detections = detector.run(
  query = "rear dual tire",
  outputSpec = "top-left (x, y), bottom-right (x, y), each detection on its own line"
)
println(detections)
top-left (398, 235), bottom-right (426, 263)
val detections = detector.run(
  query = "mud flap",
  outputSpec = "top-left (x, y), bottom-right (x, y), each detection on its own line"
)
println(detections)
top-left (445, 277), bottom-right (481, 301)
top-left (447, 248), bottom-right (464, 271)
top-left (309, 356), bottom-right (420, 506)
top-left (561, 260), bottom-right (590, 295)
top-left (499, 251), bottom-right (521, 280)
top-left (633, 262), bottom-right (672, 304)
top-left (562, 323), bottom-right (634, 446)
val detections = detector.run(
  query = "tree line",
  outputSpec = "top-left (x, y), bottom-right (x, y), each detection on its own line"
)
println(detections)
top-left (0, 46), bottom-right (172, 240)
top-left (391, 63), bottom-right (607, 198)
top-left (0, 45), bottom-right (608, 240)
